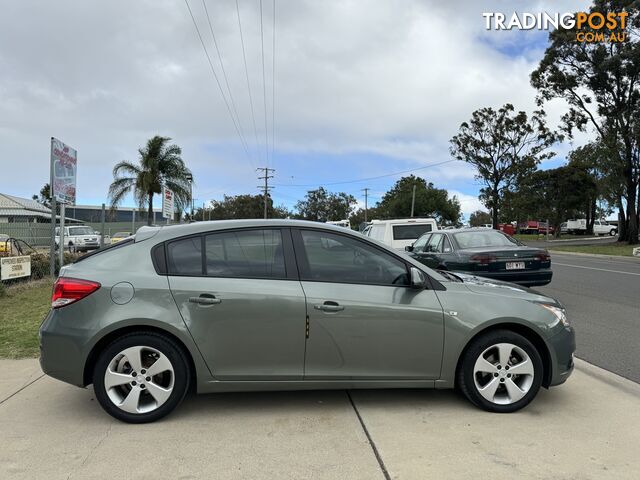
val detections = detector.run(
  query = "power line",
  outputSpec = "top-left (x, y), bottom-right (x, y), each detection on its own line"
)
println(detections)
top-left (259, 0), bottom-right (269, 167)
top-left (271, 0), bottom-right (276, 170)
top-left (235, 0), bottom-right (261, 164)
top-left (184, 0), bottom-right (252, 164)
top-left (273, 159), bottom-right (458, 187)
top-left (201, 0), bottom-right (253, 167)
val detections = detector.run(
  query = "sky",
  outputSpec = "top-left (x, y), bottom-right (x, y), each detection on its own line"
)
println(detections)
top-left (0, 0), bottom-right (593, 220)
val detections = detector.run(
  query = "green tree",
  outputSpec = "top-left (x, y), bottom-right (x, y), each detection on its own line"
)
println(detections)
top-left (376, 175), bottom-right (461, 225)
top-left (450, 104), bottom-right (559, 229)
top-left (531, 0), bottom-right (640, 244)
top-left (108, 136), bottom-right (192, 226)
top-left (195, 194), bottom-right (291, 220)
top-left (349, 206), bottom-right (382, 231)
top-left (32, 183), bottom-right (51, 208)
top-left (295, 187), bottom-right (357, 222)
top-left (519, 166), bottom-right (597, 237)
top-left (469, 210), bottom-right (492, 227)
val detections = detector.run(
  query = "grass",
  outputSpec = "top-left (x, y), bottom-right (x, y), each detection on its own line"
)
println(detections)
top-left (513, 233), bottom-right (576, 241)
top-left (0, 279), bottom-right (52, 358)
top-left (548, 243), bottom-right (638, 257)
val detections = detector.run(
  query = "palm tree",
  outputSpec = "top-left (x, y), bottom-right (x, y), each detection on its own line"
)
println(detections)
top-left (108, 136), bottom-right (192, 225)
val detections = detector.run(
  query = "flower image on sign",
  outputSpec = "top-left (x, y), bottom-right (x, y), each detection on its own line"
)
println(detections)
top-left (51, 137), bottom-right (77, 205)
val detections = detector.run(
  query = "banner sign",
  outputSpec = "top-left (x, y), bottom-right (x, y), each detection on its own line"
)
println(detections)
top-left (51, 137), bottom-right (77, 205)
top-left (1, 256), bottom-right (31, 280)
top-left (162, 186), bottom-right (174, 220)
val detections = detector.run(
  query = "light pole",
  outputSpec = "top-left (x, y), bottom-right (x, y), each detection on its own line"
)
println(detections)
top-left (185, 173), bottom-right (193, 220)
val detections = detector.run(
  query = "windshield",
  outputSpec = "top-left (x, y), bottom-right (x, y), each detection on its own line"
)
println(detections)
top-left (453, 230), bottom-right (519, 248)
top-left (69, 227), bottom-right (94, 236)
top-left (114, 232), bottom-right (131, 237)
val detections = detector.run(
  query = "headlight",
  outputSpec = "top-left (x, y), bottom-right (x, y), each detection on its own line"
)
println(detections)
top-left (539, 304), bottom-right (569, 327)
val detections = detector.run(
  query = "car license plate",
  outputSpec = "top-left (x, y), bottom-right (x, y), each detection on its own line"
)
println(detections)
top-left (506, 261), bottom-right (525, 270)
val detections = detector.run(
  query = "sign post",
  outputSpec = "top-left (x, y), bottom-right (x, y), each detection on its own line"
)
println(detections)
top-left (50, 137), bottom-right (77, 274)
top-left (162, 186), bottom-right (174, 222)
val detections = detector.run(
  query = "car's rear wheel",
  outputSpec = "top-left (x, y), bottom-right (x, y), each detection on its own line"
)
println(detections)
top-left (610, 229), bottom-right (617, 236)
top-left (93, 332), bottom-right (190, 423)
top-left (457, 330), bottom-right (543, 413)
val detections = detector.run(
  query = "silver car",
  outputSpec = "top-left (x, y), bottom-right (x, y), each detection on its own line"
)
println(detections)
top-left (40, 220), bottom-right (575, 423)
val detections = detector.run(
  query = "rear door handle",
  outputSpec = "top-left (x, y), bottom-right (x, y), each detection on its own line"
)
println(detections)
top-left (314, 301), bottom-right (344, 312)
top-left (189, 294), bottom-right (222, 306)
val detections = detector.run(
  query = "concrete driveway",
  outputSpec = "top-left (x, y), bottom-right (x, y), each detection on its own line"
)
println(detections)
top-left (1, 359), bottom-right (639, 480)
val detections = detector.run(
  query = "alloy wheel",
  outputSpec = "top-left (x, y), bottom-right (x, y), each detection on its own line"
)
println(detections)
top-left (104, 345), bottom-right (175, 414)
top-left (473, 342), bottom-right (534, 405)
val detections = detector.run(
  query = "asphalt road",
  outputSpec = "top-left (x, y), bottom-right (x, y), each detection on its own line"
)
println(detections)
top-left (536, 252), bottom-right (640, 383)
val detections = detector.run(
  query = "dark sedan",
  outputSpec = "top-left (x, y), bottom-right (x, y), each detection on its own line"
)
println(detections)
top-left (405, 228), bottom-right (552, 286)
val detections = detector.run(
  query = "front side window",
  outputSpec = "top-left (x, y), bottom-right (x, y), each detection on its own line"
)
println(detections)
top-left (412, 234), bottom-right (431, 252)
top-left (205, 229), bottom-right (286, 279)
top-left (299, 230), bottom-right (409, 286)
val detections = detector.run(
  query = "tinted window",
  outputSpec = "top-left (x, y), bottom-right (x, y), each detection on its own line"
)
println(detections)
top-left (299, 230), bottom-right (409, 285)
top-left (392, 224), bottom-right (433, 240)
top-left (167, 236), bottom-right (203, 275)
top-left (427, 233), bottom-right (443, 252)
top-left (205, 229), bottom-right (286, 279)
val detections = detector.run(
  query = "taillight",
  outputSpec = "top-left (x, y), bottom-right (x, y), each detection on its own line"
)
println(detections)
top-left (535, 252), bottom-right (551, 262)
top-left (470, 254), bottom-right (497, 266)
top-left (52, 277), bottom-right (101, 308)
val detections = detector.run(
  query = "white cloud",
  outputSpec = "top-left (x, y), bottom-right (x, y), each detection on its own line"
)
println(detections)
top-left (0, 0), bottom-right (596, 205)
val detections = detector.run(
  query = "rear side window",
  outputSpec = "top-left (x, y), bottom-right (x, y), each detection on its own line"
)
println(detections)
top-left (392, 224), bottom-right (433, 240)
top-left (167, 237), bottom-right (203, 275)
top-left (205, 229), bottom-right (286, 279)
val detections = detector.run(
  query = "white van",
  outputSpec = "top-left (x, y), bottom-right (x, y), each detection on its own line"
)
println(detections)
top-left (362, 218), bottom-right (438, 250)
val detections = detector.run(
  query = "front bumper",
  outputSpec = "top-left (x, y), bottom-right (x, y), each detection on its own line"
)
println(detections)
top-left (466, 269), bottom-right (553, 287)
top-left (547, 325), bottom-right (576, 387)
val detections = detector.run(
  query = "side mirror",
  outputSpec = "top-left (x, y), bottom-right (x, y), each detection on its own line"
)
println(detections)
top-left (410, 267), bottom-right (426, 289)
top-left (405, 245), bottom-right (414, 252)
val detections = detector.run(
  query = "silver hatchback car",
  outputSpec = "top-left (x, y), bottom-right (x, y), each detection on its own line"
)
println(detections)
top-left (40, 220), bottom-right (575, 423)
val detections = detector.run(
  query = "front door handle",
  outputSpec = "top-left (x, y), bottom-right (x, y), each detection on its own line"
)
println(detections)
top-left (189, 294), bottom-right (222, 306)
top-left (314, 301), bottom-right (344, 312)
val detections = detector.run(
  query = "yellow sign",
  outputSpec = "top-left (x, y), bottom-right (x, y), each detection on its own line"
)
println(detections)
top-left (0, 255), bottom-right (32, 280)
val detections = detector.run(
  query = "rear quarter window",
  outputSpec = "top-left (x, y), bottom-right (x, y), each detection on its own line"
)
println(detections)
top-left (167, 237), bottom-right (203, 275)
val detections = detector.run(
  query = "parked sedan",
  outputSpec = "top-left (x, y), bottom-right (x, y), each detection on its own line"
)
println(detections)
top-left (40, 220), bottom-right (573, 423)
top-left (405, 228), bottom-right (552, 286)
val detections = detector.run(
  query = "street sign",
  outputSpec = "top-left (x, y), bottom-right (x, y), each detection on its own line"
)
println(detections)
top-left (1, 255), bottom-right (31, 280)
top-left (51, 137), bottom-right (77, 205)
top-left (162, 186), bottom-right (174, 220)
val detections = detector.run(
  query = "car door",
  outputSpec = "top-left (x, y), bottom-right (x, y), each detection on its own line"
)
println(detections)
top-left (167, 228), bottom-right (307, 380)
top-left (293, 228), bottom-right (444, 380)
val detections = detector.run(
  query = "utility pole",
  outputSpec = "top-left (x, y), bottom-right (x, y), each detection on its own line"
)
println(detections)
top-left (257, 167), bottom-right (275, 219)
top-left (410, 184), bottom-right (417, 218)
top-left (362, 188), bottom-right (370, 223)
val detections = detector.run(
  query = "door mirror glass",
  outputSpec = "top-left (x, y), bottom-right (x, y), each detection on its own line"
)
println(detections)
top-left (405, 245), bottom-right (414, 252)
top-left (410, 267), bottom-right (426, 289)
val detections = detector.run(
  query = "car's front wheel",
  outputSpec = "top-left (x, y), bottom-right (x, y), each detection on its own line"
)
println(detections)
top-left (93, 332), bottom-right (190, 423)
top-left (457, 330), bottom-right (543, 413)
top-left (610, 229), bottom-right (617, 236)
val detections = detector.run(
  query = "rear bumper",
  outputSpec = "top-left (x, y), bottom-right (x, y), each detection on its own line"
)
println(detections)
top-left (464, 269), bottom-right (553, 286)
top-left (39, 309), bottom-right (87, 387)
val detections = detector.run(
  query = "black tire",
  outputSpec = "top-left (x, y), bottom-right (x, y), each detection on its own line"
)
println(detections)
top-left (457, 329), bottom-right (543, 413)
top-left (93, 332), bottom-right (191, 423)
top-left (610, 229), bottom-right (617, 236)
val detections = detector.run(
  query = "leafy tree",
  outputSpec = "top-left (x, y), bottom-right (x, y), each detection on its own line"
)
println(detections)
top-left (375, 175), bottom-right (462, 225)
top-left (349, 206), bottom-right (382, 231)
top-left (531, 0), bottom-right (640, 244)
top-left (295, 187), bottom-right (356, 222)
top-left (194, 194), bottom-right (291, 220)
top-left (469, 210), bottom-right (492, 227)
top-left (450, 104), bottom-right (559, 229)
top-left (108, 136), bottom-right (192, 226)
top-left (518, 166), bottom-right (597, 237)
top-left (32, 183), bottom-right (51, 208)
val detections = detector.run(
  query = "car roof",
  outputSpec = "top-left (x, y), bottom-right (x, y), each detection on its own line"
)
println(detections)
top-left (135, 219), bottom-right (364, 243)
top-left (369, 218), bottom-right (436, 225)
